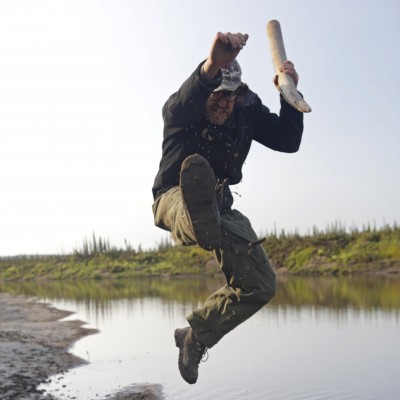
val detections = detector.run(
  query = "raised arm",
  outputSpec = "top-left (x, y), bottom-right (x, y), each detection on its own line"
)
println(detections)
top-left (203, 32), bottom-right (249, 79)
top-left (163, 32), bottom-right (249, 126)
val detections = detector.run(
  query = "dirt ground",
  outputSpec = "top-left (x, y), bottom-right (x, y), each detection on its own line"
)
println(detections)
top-left (0, 292), bottom-right (163, 400)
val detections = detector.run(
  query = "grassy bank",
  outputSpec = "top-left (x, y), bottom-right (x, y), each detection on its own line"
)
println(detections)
top-left (263, 222), bottom-right (400, 275)
top-left (1, 223), bottom-right (399, 280)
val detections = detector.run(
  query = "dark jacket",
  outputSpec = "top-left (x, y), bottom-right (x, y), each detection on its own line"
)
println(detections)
top-left (152, 61), bottom-right (304, 210)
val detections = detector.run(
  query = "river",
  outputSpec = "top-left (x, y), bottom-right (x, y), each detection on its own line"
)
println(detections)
top-left (2, 275), bottom-right (399, 400)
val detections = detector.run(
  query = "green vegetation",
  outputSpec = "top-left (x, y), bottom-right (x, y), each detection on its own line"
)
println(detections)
top-left (0, 243), bottom-right (215, 280)
top-left (264, 221), bottom-right (400, 275)
top-left (0, 223), bottom-right (399, 281)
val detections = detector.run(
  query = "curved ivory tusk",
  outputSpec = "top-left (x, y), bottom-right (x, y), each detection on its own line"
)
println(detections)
top-left (267, 20), bottom-right (311, 113)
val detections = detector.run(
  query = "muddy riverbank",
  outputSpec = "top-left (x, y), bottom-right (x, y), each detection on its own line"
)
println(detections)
top-left (0, 292), bottom-right (163, 399)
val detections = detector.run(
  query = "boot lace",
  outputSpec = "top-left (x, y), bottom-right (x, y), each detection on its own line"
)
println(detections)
top-left (193, 342), bottom-right (209, 364)
top-left (215, 178), bottom-right (229, 212)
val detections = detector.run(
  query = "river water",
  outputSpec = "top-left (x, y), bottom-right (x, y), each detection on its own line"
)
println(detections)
top-left (2, 275), bottom-right (400, 400)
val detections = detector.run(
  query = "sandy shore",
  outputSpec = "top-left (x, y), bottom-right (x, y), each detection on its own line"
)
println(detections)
top-left (0, 293), bottom-right (163, 400)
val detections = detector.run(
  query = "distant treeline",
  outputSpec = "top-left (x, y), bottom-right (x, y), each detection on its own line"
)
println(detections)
top-left (0, 222), bottom-right (399, 280)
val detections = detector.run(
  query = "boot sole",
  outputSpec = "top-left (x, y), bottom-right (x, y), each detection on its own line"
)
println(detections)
top-left (180, 155), bottom-right (221, 250)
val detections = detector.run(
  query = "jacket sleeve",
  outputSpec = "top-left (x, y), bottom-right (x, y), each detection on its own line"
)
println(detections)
top-left (253, 94), bottom-right (304, 153)
top-left (162, 62), bottom-right (222, 129)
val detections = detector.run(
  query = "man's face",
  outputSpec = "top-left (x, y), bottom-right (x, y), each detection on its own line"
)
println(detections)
top-left (205, 91), bottom-right (237, 125)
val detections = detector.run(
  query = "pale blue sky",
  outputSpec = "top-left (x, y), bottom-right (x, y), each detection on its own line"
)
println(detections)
top-left (1, 0), bottom-right (399, 255)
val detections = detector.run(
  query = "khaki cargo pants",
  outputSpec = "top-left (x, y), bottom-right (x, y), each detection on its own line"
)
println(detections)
top-left (153, 186), bottom-right (277, 348)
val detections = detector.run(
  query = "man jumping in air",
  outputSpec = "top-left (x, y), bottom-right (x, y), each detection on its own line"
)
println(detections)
top-left (152, 31), bottom-right (304, 384)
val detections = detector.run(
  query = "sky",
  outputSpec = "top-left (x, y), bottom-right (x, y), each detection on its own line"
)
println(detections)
top-left (1, 0), bottom-right (399, 256)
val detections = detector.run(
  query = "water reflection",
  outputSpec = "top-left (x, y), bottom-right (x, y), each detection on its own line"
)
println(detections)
top-left (2, 274), bottom-right (400, 312)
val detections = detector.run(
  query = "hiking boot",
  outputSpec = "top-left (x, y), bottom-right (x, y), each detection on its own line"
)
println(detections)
top-left (174, 327), bottom-right (207, 384)
top-left (180, 154), bottom-right (221, 250)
